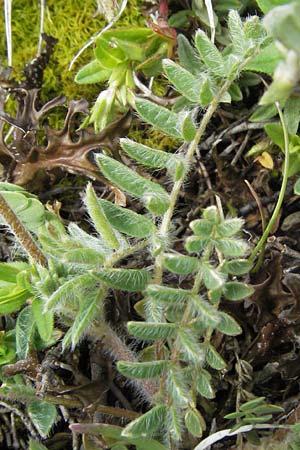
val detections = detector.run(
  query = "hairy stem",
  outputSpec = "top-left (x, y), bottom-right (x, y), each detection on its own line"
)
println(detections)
top-left (90, 321), bottom-right (157, 402)
top-left (0, 193), bottom-right (47, 267)
top-left (153, 78), bottom-right (233, 284)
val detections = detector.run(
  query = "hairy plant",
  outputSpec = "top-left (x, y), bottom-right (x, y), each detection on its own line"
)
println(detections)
top-left (0, 10), bottom-right (283, 449)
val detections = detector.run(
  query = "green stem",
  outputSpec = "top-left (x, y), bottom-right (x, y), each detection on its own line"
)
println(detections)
top-left (249, 103), bottom-right (289, 263)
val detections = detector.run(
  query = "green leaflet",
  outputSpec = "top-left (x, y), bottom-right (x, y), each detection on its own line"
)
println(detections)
top-left (163, 59), bottom-right (200, 103)
top-left (196, 369), bottom-right (215, 399)
top-left (168, 366), bottom-right (191, 407)
top-left (112, 37), bottom-right (145, 61)
top-left (205, 343), bottom-right (227, 370)
top-left (0, 287), bottom-right (31, 315)
top-left (95, 269), bottom-right (150, 292)
top-left (32, 298), bottom-right (54, 342)
top-left (199, 262), bottom-right (226, 290)
top-left (191, 296), bottom-right (220, 327)
top-left (135, 98), bottom-right (183, 139)
top-left (0, 192), bottom-right (46, 231)
top-left (85, 183), bottom-right (120, 249)
top-left (0, 262), bottom-right (29, 283)
top-left (122, 405), bottom-right (166, 437)
top-left (95, 153), bottom-right (170, 215)
top-left (146, 284), bottom-right (192, 303)
top-left (228, 10), bottom-right (246, 55)
top-left (217, 311), bottom-right (243, 336)
top-left (177, 34), bottom-right (203, 75)
top-left (120, 138), bottom-right (184, 179)
top-left (63, 248), bottom-right (105, 268)
top-left (185, 408), bottom-right (205, 438)
top-left (214, 238), bottom-right (249, 257)
top-left (244, 42), bottom-right (283, 75)
top-left (94, 36), bottom-right (126, 69)
top-left (194, 30), bottom-right (227, 78)
top-left (190, 219), bottom-right (213, 238)
top-left (221, 259), bottom-right (253, 275)
top-left (178, 329), bottom-right (205, 363)
top-left (284, 96), bottom-right (300, 134)
top-left (128, 322), bottom-right (176, 340)
top-left (179, 112), bottom-right (197, 142)
top-left (203, 206), bottom-right (219, 223)
top-left (185, 237), bottom-right (210, 253)
top-left (27, 400), bottom-right (57, 438)
top-left (162, 254), bottom-right (200, 275)
top-left (216, 218), bottom-right (244, 237)
top-left (167, 406), bottom-right (183, 442)
top-left (75, 60), bottom-right (111, 84)
top-left (117, 360), bottom-right (168, 379)
top-left (63, 289), bottom-right (104, 349)
top-left (250, 104), bottom-right (278, 122)
top-left (98, 198), bottom-right (156, 238)
top-left (68, 223), bottom-right (112, 256)
top-left (223, 282), bottom-right (254, 301)
top-left (45, 274), bottom-right (97, 311)
top-left (16, 306), bottom-right (36, 359)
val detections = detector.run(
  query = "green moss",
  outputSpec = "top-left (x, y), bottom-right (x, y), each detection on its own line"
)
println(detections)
top-left (0, 0), bottom-right (145, 101)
